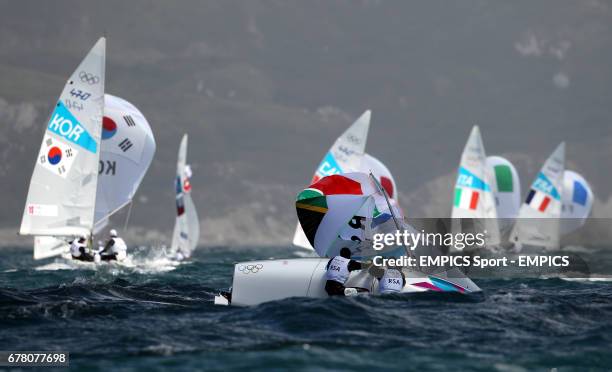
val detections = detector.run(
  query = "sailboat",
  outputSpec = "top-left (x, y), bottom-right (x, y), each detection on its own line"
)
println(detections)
top-left (33, 93), bottom-right (156, 260)
top-left (451, 126), bottom-right (501, 247)
top-left (20, 38), bottom-right (106, 249)
top-left (509, 143), bottom-right (565, 249)
top-left (216, 173), bottom-right (481, 306)
top-left (168, 134), bottom-right (200, 260)
top-left (509, 143), bottom-right (594, 250)
top-left (22, 38), bottom-right (156, 260)
top-left (292, 110), bottom-right (371, 249)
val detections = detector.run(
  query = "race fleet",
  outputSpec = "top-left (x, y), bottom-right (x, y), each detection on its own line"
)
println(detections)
top-left (18, 38), bottom-right (594, 306)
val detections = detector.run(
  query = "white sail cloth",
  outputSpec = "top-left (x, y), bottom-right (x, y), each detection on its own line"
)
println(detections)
top-left (451, 126), bottom-right (500, 246)
top-left (170, 134), bottom-right (200, 257)
top-left (21, 38), bottom-right (106, 237)
top-left (510, 142), bottom-right (565, 249)
top-left (94, 94), bottom-right (156, 228)
top-left (292, 110), bottom-right (371, 249)
top-left (560, 170), bottom-right (593, 235)
top-left (486, 156), bottom-right (521, 235)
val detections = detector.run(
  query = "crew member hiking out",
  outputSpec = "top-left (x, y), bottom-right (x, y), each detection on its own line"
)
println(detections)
top-left (325, 247), bottom-right (362, 296)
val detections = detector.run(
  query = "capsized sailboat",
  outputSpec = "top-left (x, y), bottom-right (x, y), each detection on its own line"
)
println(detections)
top-left (451, 126), bottom-right (501, 247)
top-left (21, 38), bottom-right (106, 249)
top-left (168, 134), bottom-right (200, 260)
top-left (509, 143), bottom-right (565, 249)
top-left (292, 110), bottom-right (371, 249)
top-left (216, 173), bottom-right (481, 306)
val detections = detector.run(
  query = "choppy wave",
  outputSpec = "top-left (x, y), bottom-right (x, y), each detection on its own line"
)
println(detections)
top-left (0, 245), bottom-right (611, 370)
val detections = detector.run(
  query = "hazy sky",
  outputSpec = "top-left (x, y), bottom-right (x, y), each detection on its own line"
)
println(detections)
top-left (1, 1), bottom-right (611, 244)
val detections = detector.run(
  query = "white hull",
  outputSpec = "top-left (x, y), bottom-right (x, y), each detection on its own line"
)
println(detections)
top-left (216, 258), bottom-right (481, 306)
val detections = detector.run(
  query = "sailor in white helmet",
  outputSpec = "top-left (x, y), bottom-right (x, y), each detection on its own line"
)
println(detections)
top-left (325, 247), bottom-right (363, 296)
top-left (70, 235), bottom-right (95, 262)
top-left (378, 266), bottom-right (406, 294)
top-left (99, 229), bottom-right (128, 262)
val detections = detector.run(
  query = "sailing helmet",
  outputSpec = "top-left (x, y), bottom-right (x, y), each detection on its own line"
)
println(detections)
top-left (110, 229), bottom-right (118, 237)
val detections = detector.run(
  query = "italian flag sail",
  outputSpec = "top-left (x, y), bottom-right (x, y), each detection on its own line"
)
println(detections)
top-left (450, 126), bottom-right (500, 246)
top-left (454, 188), bottom-right (480, 210)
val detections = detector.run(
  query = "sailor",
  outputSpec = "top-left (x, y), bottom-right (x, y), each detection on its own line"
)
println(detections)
top-left (378, 267), bottom-right (406, 294)
top-left (70, 235), bottom-right (95, 262)
top-left (325, 247), bottom-right (363, 296)
top-left (99, 229), bottom-right (127, 261)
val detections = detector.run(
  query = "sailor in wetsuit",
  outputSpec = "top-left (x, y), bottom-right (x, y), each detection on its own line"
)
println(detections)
top-left (378, 266), bottom-right (406, 294)
top-left (70, 235), bottom-right (95, 262)
top-left (325, 247), bottom-right (363, 296)
top-left (99, 229), bottom-right (127, 262)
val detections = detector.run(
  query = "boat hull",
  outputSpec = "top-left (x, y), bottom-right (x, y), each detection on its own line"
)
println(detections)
top-left (216, 258), bottom-right (481, 306)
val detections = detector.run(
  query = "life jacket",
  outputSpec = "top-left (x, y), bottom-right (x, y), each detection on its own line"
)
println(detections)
top-left (110, 237), bottom-right (127, 260)
top-left (70, 241), bottom-right (85, 257)
top-left (379, 269), bottom-right (404, 294)
top-left (326, 256), bottom-right (350, 284)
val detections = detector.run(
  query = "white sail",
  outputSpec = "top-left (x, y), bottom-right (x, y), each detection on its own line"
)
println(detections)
top-left (451, 126), bottom-right (500, 246)
top-left (20, 37), bottom-right (106, 237)
top-left (486, 156), bottom-right (521, 235)
top-left (509, 142), bottom-right (565, 249)
top-left (33, 93), bottom-right (156, 259)
top-left (560, 170), bottom-right (593, 235)
top-left (292, 110), bottom-right (371, 249)
top-left (170, 134), bottom-right (200, 257)
top-left (361, 153), bottom-right (398, 201)
top-left (94, 94), bottom-right (156, 227)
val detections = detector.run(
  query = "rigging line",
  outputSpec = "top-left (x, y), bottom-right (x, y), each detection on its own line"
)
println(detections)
top-left (123, 201), bottom-right (133, 233)
top-left (368, 172), bottom-right (415, 262)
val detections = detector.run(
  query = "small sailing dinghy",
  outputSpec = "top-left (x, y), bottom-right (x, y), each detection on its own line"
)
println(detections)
top-left (216, 173), bottom-right (481, 306)
top-left (22, 38), bottom-right (156, 262)
top-left (509, 143), bottom-right (593, 250)
top-left (451, 126), bottom-right (501, 247)
top-left (292, 110), bottom-right (371, 249)
top-left (509, 143), bottom-right (565, 249)
top-left (168, 134), bottom-right (200, 260)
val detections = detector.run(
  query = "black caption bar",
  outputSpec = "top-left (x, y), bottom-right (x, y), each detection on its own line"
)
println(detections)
top-left (0, 351), bottom-right (69, 367)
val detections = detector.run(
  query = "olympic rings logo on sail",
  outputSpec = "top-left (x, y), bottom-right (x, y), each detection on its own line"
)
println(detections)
top-left (79, 71), bottom-right (100, 85)
top-left (238, 264), bottom-right (264, 274)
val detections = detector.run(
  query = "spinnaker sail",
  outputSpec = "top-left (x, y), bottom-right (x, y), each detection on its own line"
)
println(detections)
top-left (361, 153), bottom-right (398, 200)
top-left (509, 142), bottom-right (565, 249)
top-left (20, 37), bottom-right (106, 238)
top-left (296, 173), bottom-right (404, 259)
top-left (486, 156), bottom-right (521, 235)
top-left (560, 170), bottom-right (593, 235)
top-left (292, 110), bottom-right (371, 249)
top-left (451, 126), bottom-right (500, 246)
top-left (94, 94), bottom-right (156, 228)
top-left (170, 134), bottom-right (200, 258)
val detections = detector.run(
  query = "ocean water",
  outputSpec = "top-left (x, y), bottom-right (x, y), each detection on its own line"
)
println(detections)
top-left (1, 245), bottom-right (611, 371)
